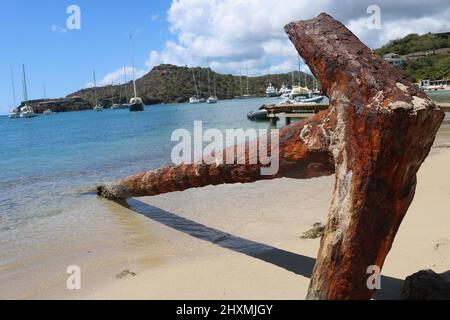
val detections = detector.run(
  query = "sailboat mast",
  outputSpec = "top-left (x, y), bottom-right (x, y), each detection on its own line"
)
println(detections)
top-left (10, 69), bottom-right (16, 108)
top-left (213, 74), bottom-right (217, 97)
top-left (246, 67), bottom-right (249, 95)
top-left (207, 63), bottom-right (211, 97)
top-left (297, 55), bottom-right (302, 86)
top-left (43, 84), bottom-right (47, 100)
top-left (111, 81), bottom-right (115, 103)
top-left (192, 69), bottom-right (199, 97)
top-left (130, 34), bottom-right (138, 99)
top-left (22, 64), bottom-right (28, 104)
top-left (93, 70), bottom-right (98, 106)
top-left (123, 66), bottom-right (129, 102)
top-left (240, 69), bottom-right (243, 97)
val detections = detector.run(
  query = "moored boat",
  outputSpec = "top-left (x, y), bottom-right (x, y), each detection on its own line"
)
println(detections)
top-left (9, 109), bottom-right (20, 118)
top-left (128, 97), bottom-right (144, 112)
top-left (189, 96), bottom-right (201, 104)
top-left (18, 65), bottom-right (36, 118)
top-left (247, 109), bottom-right (268, 121)
top-left (43, 108), bottom-right (54, 115)
top-left (265, 83), bottom-right (278, 97)
top-left (207, 96), bottom-right (218, 104)
top-left (291, 85), bottom-right (310, 99)
top-left (128, 34), bottom-right (145, 112)
top-left (20, 105), bottom-right (36, 118)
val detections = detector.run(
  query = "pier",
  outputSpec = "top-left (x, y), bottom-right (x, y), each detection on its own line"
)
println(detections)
top-left (264, 102), bottom-right (450, 126)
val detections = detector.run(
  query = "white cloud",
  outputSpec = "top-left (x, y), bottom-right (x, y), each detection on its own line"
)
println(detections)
top-left (50, 25), bottom-right (68, 34)
top-left (150, 14), bottom-right (159, 21)
top-left (85, 67), bottom-right (146, 88)
top-left (146, 0), bottom-right (450, 75)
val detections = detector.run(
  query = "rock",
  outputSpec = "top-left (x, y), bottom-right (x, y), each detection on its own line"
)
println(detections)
top-left (301, 223), bottom-right (325, 239)
top-left (115, 270), bottom-right (137, 279)
top-left (401, 270), bottom-right (450, 300)
top-left (97, 13), bottom-right (445, 300)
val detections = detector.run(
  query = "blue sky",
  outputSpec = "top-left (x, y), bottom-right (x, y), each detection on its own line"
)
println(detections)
top-left (2, 0), bottom-right (450, 115)
top-left (0, 0), bottom-right (172, 114)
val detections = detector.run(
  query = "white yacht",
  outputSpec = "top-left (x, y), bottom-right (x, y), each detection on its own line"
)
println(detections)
top-left (128, 34), bottom-right (144, 112)
top-left (20, 105), bottom-right (35, 118)
top-left (190, 68), bottom-right (202, 104)
top-left (19, 65), bottom-right (36, 118)
top-left (419, 79), bottom-right (450, 92)
top-left (207, 96), bottom-right (218, 104)
top-left (92, 70), bottom-right (104, 112)
top-left (43, 108), bottom-right (54, 115)
top-left (291, 85), bottom-right (310, 99)
top-left (9, 109), bottom-right (20, 118)
top-left (206, 66), bottom-right (219, 104)
top-left (279, 85), bottom-right (292, 100)
top-left (189, 96), bottom-right (201, 104)
top-left (265, 84), bottom-right (278, 97)
top-left (9, 70), bottom-right (20, 118)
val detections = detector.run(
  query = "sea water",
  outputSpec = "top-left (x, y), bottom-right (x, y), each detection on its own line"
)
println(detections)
top-left (0, 98), bottom-right (278, 298)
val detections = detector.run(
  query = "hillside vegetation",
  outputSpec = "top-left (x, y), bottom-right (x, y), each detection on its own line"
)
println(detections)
top-left (375, 33), bottom-right (450, 81)
top-left (68, 64), bottom-right (313, 106)
top-left (375, 33), bottom-right (450, 56)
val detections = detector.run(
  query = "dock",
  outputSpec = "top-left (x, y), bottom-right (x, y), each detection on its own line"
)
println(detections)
top-left (264, 102), bottom-right (450, 126)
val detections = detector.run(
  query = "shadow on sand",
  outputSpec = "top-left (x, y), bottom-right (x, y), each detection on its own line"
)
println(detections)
top-left (120, 198), bottom-right (404, 300)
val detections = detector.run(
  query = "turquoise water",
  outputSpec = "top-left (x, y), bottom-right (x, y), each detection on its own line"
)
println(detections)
top-left (0, 98), bottom-right (279, 298)
top-left (0, 99), bottom-right (276, 231)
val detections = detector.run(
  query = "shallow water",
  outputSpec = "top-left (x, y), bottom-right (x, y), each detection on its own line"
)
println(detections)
top-left (0, 98), bottom-right (280, 298)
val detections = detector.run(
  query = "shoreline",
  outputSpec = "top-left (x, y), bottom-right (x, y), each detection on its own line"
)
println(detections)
top-left (23, 124), bottom-right (450, 300)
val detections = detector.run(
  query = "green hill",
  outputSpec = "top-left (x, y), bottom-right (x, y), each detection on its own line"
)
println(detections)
top-left (375, 33), bottom-right (450, 56)
top-left (68, 64), bottom-right (314, 107)
top-left (375, 33), bottom-right (450, 82)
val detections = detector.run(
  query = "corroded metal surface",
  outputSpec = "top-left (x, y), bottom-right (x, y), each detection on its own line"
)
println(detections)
top-left (285, 13), bottom-right (444, 300)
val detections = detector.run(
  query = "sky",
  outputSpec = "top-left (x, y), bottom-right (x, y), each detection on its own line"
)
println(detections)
top-left (1, 0), bottom-right (450, 115)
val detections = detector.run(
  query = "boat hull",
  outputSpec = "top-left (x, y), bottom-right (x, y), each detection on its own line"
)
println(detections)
top-left (129, 103), bottom-right (144, 112)
top-left (247, 110), bottom-right (268, 121)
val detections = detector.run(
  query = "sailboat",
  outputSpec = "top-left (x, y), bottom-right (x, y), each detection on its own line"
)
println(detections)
top-left (92, 70), bottom-right (103, 112)
top-left (127, 34), bottom-right (144, 112)
top-left (290, 56), bottom-right (310, 99)
top-left (236, 68), bottom-right (255, 99)
top-left (111, 67), bottom-right (130, 109)
top-left (19, 64), bottom-right (36, 118)
top-left (189, 69), bottom-right (201, 104)
top-left (42, 84), bottom-right (54, 115)
top-left (9, 69), bottom-right (20, 119)
top-left (206, 65), bottom-right (218, 104)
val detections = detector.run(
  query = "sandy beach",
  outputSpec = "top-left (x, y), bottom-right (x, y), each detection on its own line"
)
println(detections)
top-left (25, 123), bottom-right (450, 300)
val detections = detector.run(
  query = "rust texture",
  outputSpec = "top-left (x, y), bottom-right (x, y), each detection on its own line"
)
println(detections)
top-left (97, 13), bottom-right (444, 300)
top-left (285, 13), bottom-right (444, 300)
top-left (97, 111), bottom-right (335, 199)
